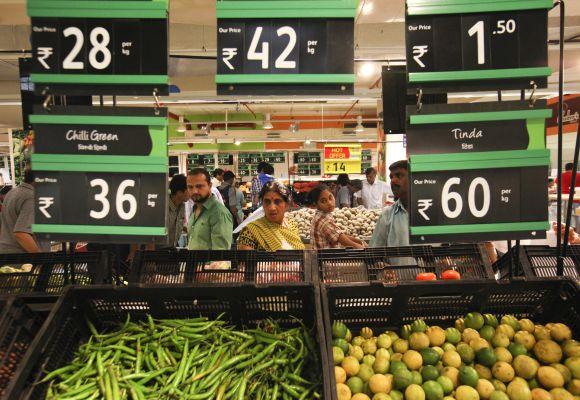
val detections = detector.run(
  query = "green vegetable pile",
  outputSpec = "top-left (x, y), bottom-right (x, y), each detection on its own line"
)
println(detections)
top-left (41, 314), bottom-right (321, 400)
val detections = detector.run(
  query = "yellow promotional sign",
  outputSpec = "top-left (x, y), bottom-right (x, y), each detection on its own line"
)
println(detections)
top-left (323, 144), bottom-right (362, 174)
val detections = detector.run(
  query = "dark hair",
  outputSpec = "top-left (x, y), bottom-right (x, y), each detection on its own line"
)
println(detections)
top-left (389, 160), bottom-right (409, 171)
top-left (309, 184), bottom-right (330, 205)
top-left (351, 179), bottom-right (363, 191)
top-left (337, 173), bottom-right (350, 186)
top-left (188, 168), bottom-right (211, 184)
top-left (257, 161), bottom-right (268, 173)
top-left (23, 168), bottom-right (34, 184)
top-left (264, 164), bottom-right (274, 175)
top-left (365, 167), bottom-right (376, 176)
top-left (169, 174), bottom-right (187, 194)
top-left (213, 168), bottom-right (224, 177)
top-left (259, 181), bottom-right (290, 203)
top-left (223, 171), bottom-right (235, 182)
top-left (565, 163), bottom-right (574, 171)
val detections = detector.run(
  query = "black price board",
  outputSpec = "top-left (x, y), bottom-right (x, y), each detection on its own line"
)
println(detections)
top-left (297, 165), bottom-right (310, 176)
top-left (249, 154), bottom-right (262, 164)
top-left (216, 0), bottom-right (356, 95)
top-left (28, 0), bottom-right (169, 95)
top-left (263, 153), bottom-right (285, 163)
top-left (310, 165), bottom-right (321, 176)
top-left (362, 150), bottom-right (372, 162)
top-left (308, 154), bottom-right (321, 163)
top-left (294, 152), bottom-right (309, 164)
top-left (406, 0), bottom-right (551, 92)
top-left (218, 153), bottom-right (234, 165)
top-left (238, 153), bottom-right (250, 164)
top-left (33, 170), bottom-right (167, 243)
top-left (410, 159), bottom-right (550, 243)
top-left (406, 101), bottom-right (551, 155)
top-left (31, 106), bottom-right (168, 165)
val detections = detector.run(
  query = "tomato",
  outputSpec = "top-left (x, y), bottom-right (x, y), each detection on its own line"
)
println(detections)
top-left (416, 272), bottom-right (437, 281)
top-left (442, 269), bottom-right (461, 280)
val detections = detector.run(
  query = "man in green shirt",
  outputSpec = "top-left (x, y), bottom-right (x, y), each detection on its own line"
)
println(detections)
top-left (187, 168), bottom-right (233, 250)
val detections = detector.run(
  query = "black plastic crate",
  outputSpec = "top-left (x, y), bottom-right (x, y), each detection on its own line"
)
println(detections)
top-left (129, 249), bottom-right (310, 285)
top-left (0, 251), bottom-right (109, 295)
top-left (322, 278), bottom-right (579, 400)
top-left (316, 244), bottom-right (494, 283)
top-left (0, 296), bottom-right (56, 398)
top-left (6, 283), bottom-right (330, 400)
top-left (493, 245), bottom-right (580, 280)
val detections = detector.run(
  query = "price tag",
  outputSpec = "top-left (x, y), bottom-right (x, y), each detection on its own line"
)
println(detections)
top-left (310, 165), bottom-right (321, 176)
top-left (216, 0), bottom-right (356, 95)
top-left (323, 144), bottom-right (361, 175)
top-left (33, 171), bottom-right (167, 243)
top-left (406, 0), bottom-right (551, 91)
top-left (410, 164), bottom-right (549, 243)
top-left (28, 0), bottom-right (169, 95)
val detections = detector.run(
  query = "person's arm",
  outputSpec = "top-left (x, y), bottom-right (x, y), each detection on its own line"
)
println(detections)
top-left (369, 209), bottom-right (389, 247)
top-left (338, 233), bottom-right (365, 249)
top-left (14, 232), bottom-right (41, 253)
top-left (211, 210), bottom-right (233, 250)
top-left (228, 187), bottom-right (241, 224)
top-left (483, 242), bottom-right (498, 264)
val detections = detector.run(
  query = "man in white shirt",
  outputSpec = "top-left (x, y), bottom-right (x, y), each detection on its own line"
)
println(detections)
top-left (355, 167), bottom-right (392, 209)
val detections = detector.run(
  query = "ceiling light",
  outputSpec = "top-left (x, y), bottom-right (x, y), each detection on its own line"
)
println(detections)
top-left (289, 121), bottom-right (300, 133)
top-left (176, 116), bottom-right (186, 133)
top-left (358, 62), bottom-right (376, 78)
top-left (305, 139), bottom-right (311, 145)
top-left (201, 124), bottom-right (211, 135)
top-left (355, 115), bottom-right (365, 133)
top-left (361, 1), bottom-right (374, 15)
top-left (234, 139), bottom-right (242, 146)
top-left (263, 113), bottom-right (273, 130)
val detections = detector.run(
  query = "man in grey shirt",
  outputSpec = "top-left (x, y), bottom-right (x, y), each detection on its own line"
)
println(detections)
top-left (0, 168), bottom-right (45, 253)
top-left (218, 171), bottom-right (241, 227)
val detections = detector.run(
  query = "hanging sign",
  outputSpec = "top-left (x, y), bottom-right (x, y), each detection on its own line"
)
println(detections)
top-left (405, 0), bottom-right (551, 91)
top-left (409, 153), bottom-right (550, 243)
top-left (216, 0), bottom-right (356, 95)
top-left (406, 101), bottom-right (552, 155)
top-left (324, 144), bottom-right (362, 174)
top-left (30, 106), bottom-right (167, 164)
top-left (27, 0), bottom-right (169, 95)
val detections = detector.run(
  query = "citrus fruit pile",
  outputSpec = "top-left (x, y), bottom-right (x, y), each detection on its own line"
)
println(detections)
top-left (331, 314), bottom-right (579, 400)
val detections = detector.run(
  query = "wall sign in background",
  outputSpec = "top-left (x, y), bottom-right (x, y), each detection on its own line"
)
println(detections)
top-left (406, 0), bottom-right (551, 91)
top-left (216, 0), bottom-right (356, 95)
top-left (406, 101), bottom-right (552, 155)
top-left (28, 0), bottom-right (169, 95)
top-left (324, 144), bottom-right (362, 174)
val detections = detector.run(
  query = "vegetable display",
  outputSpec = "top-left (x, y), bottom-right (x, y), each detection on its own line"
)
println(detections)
top-left (41, 315), bottom-right (321, 400)
top-left (331, 314), bottom-right (578, 400)
top-left (288, 207), bottom-right (381, 241)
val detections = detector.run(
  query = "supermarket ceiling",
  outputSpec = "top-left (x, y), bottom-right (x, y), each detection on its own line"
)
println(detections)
top-left (0, 0), bottom-right (580, 131)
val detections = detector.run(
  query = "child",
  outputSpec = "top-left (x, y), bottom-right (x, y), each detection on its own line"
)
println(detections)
top-left (309, 184), bottom-right (367, 250)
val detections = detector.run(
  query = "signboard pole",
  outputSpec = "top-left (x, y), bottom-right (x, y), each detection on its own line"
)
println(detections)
top-left (554, 0), bottom-right (565, 274)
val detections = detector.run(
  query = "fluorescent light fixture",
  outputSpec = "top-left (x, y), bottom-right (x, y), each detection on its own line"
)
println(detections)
top-left (176, 116), bottom-right (186, 133)
top-left (355, 115), bottom-right (365, 133)
top-left (361, 1), bottom-right (374, 15)
top-left (358, 62), bottom-right (376, 78)
top-left (234, 139), bottom-right (242, 146)
top-left (263, 113), bottom-right (274, 130)
top-left (305, 139), bottom-right (311, 145)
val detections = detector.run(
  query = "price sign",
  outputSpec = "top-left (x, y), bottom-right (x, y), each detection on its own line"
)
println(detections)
top-left (216, 0), bottom-right (356, 95)
top-left (309, 154), bottom-right (321, 163)
top-left (33, 170), bottom-right (166, 243)
top-left (324, 144), bottom-right (362, 175)
top-left (30, 106), bottom-right (167, 165)
top-left (406, 101), bottom-right (552, 155)
top-left (310, 165), bottom-right (321, 176)
top-left (294, 153), bottom-right (308, 164)
top-left (297, 165), bottom-right (310, 176)
top-left (410, 160), bottom-right (550, 243)
top-left (406, 0), bottom-right (551, 91)
top-left (218, 154), bottom-right (234, 165)
top-left (28, 0), bottom-right (169, 95)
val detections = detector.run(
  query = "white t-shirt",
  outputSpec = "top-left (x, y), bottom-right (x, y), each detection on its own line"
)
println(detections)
top-left (357, 180), bottom-right (392, 209)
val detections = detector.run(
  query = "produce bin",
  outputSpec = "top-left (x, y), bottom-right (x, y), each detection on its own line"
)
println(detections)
top-left (0, 251), bottom-right (110, 295)
top-left (315, 244), bottom-right (494, 284)
top-left (321, 278), bottom-right (579, 400)
top-left (493, 245), bottom-right (580, 280)
top-left (129, 249), bottom-right (311, 285)
top-left (0, 295), bottom-right (56, 398)
top-left (6, 283), bottom-right (330, 400)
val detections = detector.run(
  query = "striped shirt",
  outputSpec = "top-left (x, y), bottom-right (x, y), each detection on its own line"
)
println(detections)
top-left (310, 210), bottom-right (342, 250)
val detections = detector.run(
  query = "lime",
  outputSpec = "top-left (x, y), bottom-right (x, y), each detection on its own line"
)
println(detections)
top-left (333, 321), bottom-right (348, 339)
top-left (390, 390), bottom-right (404, 400)
top-left (348, 376), bottom-right (365, 394)
top-left (358, 364), bottom-right (375, 382)
top-left (484, 314), bottom-right (499, 328)
top-left (480, 326), bottom-right (496, 343)
top-left (334, 338), bottom-right (350, 354)
top-left (378, 334), bottom-right (393, 349)
top-left (492, 333), bottom-right (510, 349)
top-left (391, 360), bottom-right (408, 374)
top-left (477, 348), bottom-right (498, 368)
top-left (402, 324), bottom-right (413, 340)
top-left (423, 381), bottom-right (445, 400)
top-left (422, 348), bottom-right (441, 366)
top-left (437, 376), bottom-right (454, 395)
top-left (490, 391), bottom-right (510, 400)
top-left (422, 365), bottom-right (440, 381)
top-left (460, 366), bottom-right (480, 388)
top-left (465, 313), bottom-right (485, 330)
top-left (458, 343), bottom-right (476, 364)
top-left (442, 343), bottom-right (456, 352)
top-left (413, 319), bottom-right (429, 333)
top-left (363, 355), bottom-right (376, 367)
top-left (445, 328), bottom-right (462, 344)
top-left (508, 343), bottom-right (527, 358)
top-left (394, 369), bottom-right (414, 390)
top-left (527, 378), bottom-right (539, 390)
top-left (353, 336), bottom-right (366, 347)
top-left (334, 346), bottom-right (345, 365)
top-left (501, 315), bottom-right (520, 332)
top-left (373, 394), bottom-right (392, 400)
top-left (413, 371), bottom-right (424, 385)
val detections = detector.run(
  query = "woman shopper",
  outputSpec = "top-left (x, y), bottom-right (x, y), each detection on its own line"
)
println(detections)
top-left (309, 185), bottom-right (366, 250)
top-left (237, 182), bottom-right (304, 251)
